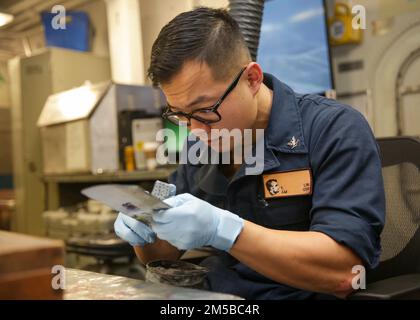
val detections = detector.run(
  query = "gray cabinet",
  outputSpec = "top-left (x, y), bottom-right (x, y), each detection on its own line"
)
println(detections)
top-left (9, 48), bottom-right (110, 235)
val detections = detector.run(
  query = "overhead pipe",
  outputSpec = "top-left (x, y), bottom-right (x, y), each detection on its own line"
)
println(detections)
top-left (228, 0), bottom-right (265, 61)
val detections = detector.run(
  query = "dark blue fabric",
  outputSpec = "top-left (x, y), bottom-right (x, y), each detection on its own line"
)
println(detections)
top-left (168, 73), bottom-right (385, 300)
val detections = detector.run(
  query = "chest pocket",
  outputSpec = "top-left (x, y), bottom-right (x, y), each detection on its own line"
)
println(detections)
top-left (254, 194), bottom-right (312, 231)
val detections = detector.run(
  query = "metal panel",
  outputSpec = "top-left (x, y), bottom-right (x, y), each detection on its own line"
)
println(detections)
top-left (37, 81), bottom-right (110, 127)
top-left (90, 85), bottom-right (119, 174)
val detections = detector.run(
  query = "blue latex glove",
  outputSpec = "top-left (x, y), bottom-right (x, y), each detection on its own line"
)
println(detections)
top-left (114, 213), bottom-right (156, 246)
top-left (152, 193), bottom-right (244, 251)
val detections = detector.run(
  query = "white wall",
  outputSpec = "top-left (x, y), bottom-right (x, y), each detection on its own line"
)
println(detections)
top-left (0, 62), bottom-right (10, 108)
top-left (80, 0), bottom-right (110, 57)
top-left (0, 62), bottom-right (11, 175)
top-left (139, 0), bottom-right (192, 84)
top-left (193, 0), bottom-right (229, 9)
top-left (139, 0), bottom-right (229, 84)
top-left (106, 0), bottom-right (145, 84)
top-left (328, 0), bottom-right (420, 136)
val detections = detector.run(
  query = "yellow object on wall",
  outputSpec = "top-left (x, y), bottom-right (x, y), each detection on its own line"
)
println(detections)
top-left (328, 2), bottom-right (363, 46)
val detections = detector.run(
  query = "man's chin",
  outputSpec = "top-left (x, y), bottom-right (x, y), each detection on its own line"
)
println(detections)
top-left (209, 140), bottom-right (246, 161)
top-left (205, 139), bottom-right (233, 152)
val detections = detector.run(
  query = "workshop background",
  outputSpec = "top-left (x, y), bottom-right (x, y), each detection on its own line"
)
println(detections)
top-left (0, 0), bottom-right (419, 300)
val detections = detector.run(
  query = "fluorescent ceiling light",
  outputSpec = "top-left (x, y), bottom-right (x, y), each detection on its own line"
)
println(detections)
top-left (0, 13), bottom-right (14, 27)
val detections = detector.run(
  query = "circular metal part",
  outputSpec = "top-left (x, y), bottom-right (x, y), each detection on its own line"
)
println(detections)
top-left (145, 260), bottom-right (209, 288)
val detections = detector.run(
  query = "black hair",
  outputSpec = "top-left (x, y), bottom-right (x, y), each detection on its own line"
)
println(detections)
top-left (148, 7), bottom-right (251, 87)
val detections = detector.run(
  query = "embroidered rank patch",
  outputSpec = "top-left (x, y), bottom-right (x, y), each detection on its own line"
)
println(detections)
top-left (263, 169), bottom-right (312, 199)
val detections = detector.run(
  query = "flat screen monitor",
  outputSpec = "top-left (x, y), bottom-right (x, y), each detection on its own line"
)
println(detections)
top-left (257, 0), bottom-right (334, 94)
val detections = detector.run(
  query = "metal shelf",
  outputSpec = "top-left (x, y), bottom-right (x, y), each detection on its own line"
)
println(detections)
top-left (43, 166), bottom-right (177, 183)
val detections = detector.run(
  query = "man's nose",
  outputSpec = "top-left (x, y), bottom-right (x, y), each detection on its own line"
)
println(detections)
top-left (190, 119), bottom-right (211, 137)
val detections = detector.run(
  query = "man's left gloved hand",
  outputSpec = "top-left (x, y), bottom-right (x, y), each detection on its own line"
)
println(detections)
top-left (152, 193), bottom-right (244, 251)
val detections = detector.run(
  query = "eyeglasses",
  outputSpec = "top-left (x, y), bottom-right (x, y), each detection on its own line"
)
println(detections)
top-left (162, 67), bottom-right (246, 127)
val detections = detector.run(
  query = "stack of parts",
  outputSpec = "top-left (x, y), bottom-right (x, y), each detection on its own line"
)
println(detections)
top-left (42, 200), bottom-right (117, 240)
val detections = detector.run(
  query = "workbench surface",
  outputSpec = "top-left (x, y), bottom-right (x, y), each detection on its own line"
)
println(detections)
top-left (64, 268), bottom-right (242, 300)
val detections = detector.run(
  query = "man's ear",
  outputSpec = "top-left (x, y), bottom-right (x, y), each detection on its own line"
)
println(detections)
top-left (245, 62), bottom-right (264, 97)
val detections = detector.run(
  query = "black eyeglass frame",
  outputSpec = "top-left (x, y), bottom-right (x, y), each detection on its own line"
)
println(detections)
top-left (162, 66), bottom-right (247, 126)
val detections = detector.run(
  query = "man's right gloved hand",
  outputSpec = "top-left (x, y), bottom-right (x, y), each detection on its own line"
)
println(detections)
top-left (114, 213), bottom-right (156, 246)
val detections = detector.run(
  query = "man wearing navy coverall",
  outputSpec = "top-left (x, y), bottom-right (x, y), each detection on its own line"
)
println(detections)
top-left (114, 8), bottom-right (385, 299)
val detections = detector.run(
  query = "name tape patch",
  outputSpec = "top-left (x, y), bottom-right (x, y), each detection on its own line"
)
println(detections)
top-left (263, 169), bottom-right (312, 199)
